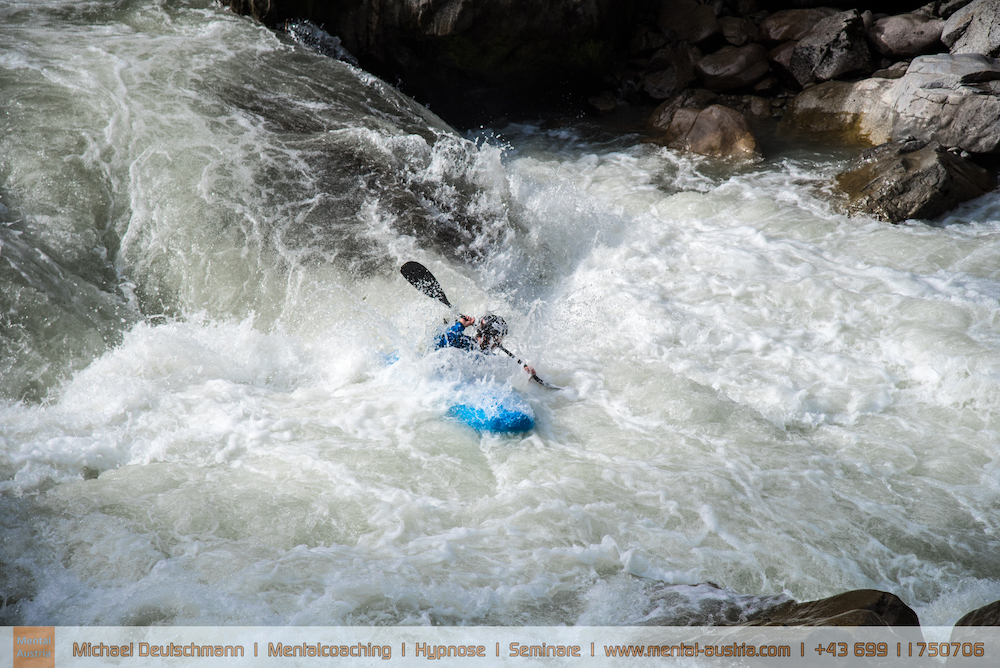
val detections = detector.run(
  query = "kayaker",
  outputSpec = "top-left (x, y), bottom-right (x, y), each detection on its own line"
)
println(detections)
top-left (436, 314), bottom-right (536, 376)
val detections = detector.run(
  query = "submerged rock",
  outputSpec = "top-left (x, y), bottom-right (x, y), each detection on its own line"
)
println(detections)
top-left (835, 138), bottom-right (995, 223)
top-left (650, 90), bottom-right (761, 160)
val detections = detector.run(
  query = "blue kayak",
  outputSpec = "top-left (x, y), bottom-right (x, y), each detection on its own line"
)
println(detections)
top-left (447, 382), bottom-right (535, 433)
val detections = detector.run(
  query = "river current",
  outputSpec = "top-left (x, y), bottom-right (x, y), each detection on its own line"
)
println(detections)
top-left (3, 0), bottom-right (1000, 627)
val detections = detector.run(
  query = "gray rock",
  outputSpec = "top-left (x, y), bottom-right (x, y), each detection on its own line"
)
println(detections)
top-left (782, 78), bottom-right (897, 144)
top-left (835, 138), bottom-right (995, 223)
top-left (943, 0), bottom-right (1000, 57)
top-left (790, 10), bottom-right (873, 86)
top-left (891, 54), bottom-right (1000, 154)
top-left (941, 0), bottom-right (977, 47)
top-left (939, 0), bottom-right (977, 20)
top-left (695, 44), bottom-right (770, 91)
top-left (757, 8), bottom-right (838, 43)
top-left (869, 14), bottom-right (944, 58)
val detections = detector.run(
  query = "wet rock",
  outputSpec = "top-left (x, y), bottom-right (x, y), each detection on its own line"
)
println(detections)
top-left (695, 44), bottom-right (770, 91)
top-left (942, 0), bottom-right (1000, 57)
top-left (869, 14), bottom-right (944, 58)
top-left (284, 19), bottom-right (358, 65)
top-left (783, 78), bottom-right (896, 144)
top-left (790, 10), bottom-right (873, 86)
top-left (650, 91), bottom-right (761, 160)
top-left (835, 138), bottom-right (995, 223)
top-left (757, 8), bottom-right (839, 44)
top-left (747, 589), bottom-right (922, 626)
top-left (658, 0), bottom-right (721, 45)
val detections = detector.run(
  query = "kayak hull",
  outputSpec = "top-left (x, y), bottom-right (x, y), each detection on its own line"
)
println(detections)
top-left (448, 385), bottom-right (535, 433)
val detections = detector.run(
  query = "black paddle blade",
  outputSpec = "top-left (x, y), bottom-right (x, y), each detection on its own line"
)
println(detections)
top-left (401, 261), bottom-right (451, 307)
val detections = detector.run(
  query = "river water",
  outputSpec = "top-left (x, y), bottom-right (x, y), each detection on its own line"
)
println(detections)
top-left (3, 0), bottom-right (1000, 628)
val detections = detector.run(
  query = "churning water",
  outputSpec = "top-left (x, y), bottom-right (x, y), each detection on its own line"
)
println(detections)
top-left (3, 0), bottom-right (1000, 628)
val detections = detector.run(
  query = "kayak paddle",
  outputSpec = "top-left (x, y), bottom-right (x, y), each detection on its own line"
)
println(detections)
top-left (400, 261), bottom-right (560, 390)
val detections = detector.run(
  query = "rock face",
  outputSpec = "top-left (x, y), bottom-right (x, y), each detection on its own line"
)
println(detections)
top-left (790, 10), bottom-right (872, 86)
top-left (225, 0), bottom-right (645, 124)
top-left (943, 0), bottom-right (1000, 57)
top-left (747, 589), bottom-right (921, 627)
top-left (835, 139), bottom-right (995, 223)
top-left (891, 55), bottom-right (1000, 154)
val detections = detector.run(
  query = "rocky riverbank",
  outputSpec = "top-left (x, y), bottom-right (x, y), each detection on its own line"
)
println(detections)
top-left (225, 0), bottom-right (1000, 225)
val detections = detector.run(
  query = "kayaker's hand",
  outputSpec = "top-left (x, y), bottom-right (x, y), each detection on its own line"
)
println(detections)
top-left (459, 314), bottom-right (475, 327)
top-left (524, 364), bottom-right (535, 376)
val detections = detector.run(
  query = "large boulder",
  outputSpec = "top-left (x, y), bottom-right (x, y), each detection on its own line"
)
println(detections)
top-left (790, 10), bottom-right (873, 86)
top-left (835, 138), bottom-right (995, 223)
top-left (891, 54), bottom-right (1000, 154)
top-left (695, 44), bottom-right (770, 91)
top-left (868, 14), bottom-right (944, 58)
top-left (942, 0), bottom-right (1000, 57)
top-left (650, 91), bottom-right (761, 160)
top-left (784, 54), bottom-right (1000, 155)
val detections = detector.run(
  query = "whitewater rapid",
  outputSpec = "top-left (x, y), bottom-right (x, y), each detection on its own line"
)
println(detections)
top-left (3, 0), bottom-right (1000, 628)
